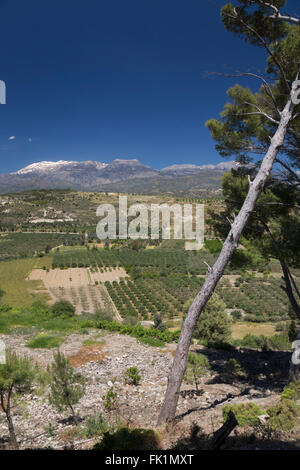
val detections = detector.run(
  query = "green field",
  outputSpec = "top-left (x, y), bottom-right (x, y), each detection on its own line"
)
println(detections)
top-left (0, 257), bottom-right (52, 306)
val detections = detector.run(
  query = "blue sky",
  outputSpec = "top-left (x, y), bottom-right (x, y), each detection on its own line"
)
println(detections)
top-left (0, 0), bottom-right (298, 173)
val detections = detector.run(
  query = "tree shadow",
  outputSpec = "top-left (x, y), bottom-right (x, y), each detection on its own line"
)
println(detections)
top-left (172, 422), bottom-right (300, 450)
top-left (193, 346), bottom-right (291, 392)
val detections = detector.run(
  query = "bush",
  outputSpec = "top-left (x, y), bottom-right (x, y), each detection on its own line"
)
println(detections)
top-left (138, 336), bottom-right (165, 347)
top-left (96, 320), bottom-right (180, 343)
top-left (193, 294), bottom-right (232, 344)
top-left (84, 414), bottom-right (108, 438)
top-left (281, 382), bottom-right (300, 402)
top-left (51, 300), bottom-right (75, 318)
top-left (124, 367), bottom-right (141, 386)
top-left (223, 402), bottom-right (264, 427)
top-left (184, 352), bottom-right (210, 392)
top-left (267, 400), bottom-right (300, 431)
top-left (223, 358), bottom-right (246, 378)
top-left (231, 310), bottom-right (242, 321)
top-left (93, 427), bottom-right (160, 450)
top-left (204, 239), bottom-right (222, 253)
top-left (269, 334), bottom-right (291, 351)
top-left (239, 334), bottom-right (267, 349)
top-left (26, 334), bottom-right (65, 349)
top-left (102, 388), bottom-right (118, 411)
top-left (95, 309), bottom-right (114, 322)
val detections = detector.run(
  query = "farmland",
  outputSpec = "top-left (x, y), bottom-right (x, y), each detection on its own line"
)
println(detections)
top-left (0, 241), bottom-right (297, 327)
top-left (0, 189), bottom-right (298, 343)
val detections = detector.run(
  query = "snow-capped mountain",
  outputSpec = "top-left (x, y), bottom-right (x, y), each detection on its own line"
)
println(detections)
top-left (14, 160), bottom-right (108, 175)
top-left (0, 158), bottom-right (237, 194)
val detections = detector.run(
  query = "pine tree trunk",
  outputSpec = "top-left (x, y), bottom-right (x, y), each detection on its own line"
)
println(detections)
top-left (157, 93), bottom-right (296, 425)
top-left (3, 391), bottom-right (19, 450)
top-left (289, 326), bottom-right (300, 383)
top-left (7, 412), bottom-right (19, 450)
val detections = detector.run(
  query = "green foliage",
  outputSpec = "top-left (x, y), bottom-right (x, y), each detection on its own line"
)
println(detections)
top-left (0, 288), bottom-right (5, 301)
top-left (184, 352), bottom-right (210, 391)
top-left (95, 309), bottom-right (114, 322)
top-left (138, 336), bottom-right (165, 347)
top-left (124, 367), bottom-right (141, 386)
top-left (281, 382), bottom-right (300, 402)
top-left (223, 358), bottom-right (246, 378)
top-left (267, 400), bottom-right (300, 432)
top-left (239, 334), bottom-right (267, 349)
top-left (48, 351), bottom-right (86, 419)
top-left (231, 310), bottom-right (242, 321)
top-left (204, 239), bottom-right (222, 253)
top-left (288, 321), bottom-right (298, 343)
top-left (93, 427), bottom-right (160, 450)
top-left (0, 350), bottom-right (36, 395)
top-left (51, 300), bottom-right (75, 318)
top-left (193, 294), bottom-right (232, 343)
top-left (102, 387), bottom-right (118, 411)
top-left (26, 334), bottom-right (65, 349)
top-left (84, 413), bottom-right (108, 438)
top-left (153, 314), bottom-right (167, 331)
top-left (0, 350), bottom-right (36, 448)
top-left (223, 402), bottom-right (264, 427)
top-left (96, 320), bottom-right (180, 343)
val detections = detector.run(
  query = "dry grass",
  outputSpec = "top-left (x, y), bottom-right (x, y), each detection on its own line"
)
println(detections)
top-left (231, 322), bottom-right (276, 339)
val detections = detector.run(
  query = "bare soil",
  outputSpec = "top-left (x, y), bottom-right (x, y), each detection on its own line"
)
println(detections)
top-left (27, 267), bottom-right (127, 315)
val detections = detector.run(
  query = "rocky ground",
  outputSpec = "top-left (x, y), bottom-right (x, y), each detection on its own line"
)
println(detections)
top-left (0, 329), bottom-right (299, 450)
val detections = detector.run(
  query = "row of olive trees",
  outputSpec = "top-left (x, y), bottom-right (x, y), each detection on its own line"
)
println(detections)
top-left (0, 350), bottom-right (85, 450)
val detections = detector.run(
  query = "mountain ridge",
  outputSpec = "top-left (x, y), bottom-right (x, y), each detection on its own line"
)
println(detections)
top-left (0, 158), bottom-right (237, 196)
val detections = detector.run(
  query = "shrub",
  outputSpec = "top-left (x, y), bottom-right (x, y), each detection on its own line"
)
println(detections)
top-left (231, 310), bottom-right (242, 321)
top-left (223, 402), bottom-right (264, 426)
top-left (84, 413), bottom-right (108, 438)
top-left (48, 351), bottom-right (86, 424)
top-left (267, 400), bottom-right (300, 431)
top-left (184, 352), bottom-right (210, 392)
top-left (193, 294), bottom-right (232, 344)
top-left (280, 382), bottom-right (300, 402)
top-left (102, 388), bottom-right (118, 411)
top-left (223, 358), bottom-right (246, 378)
top-left (240, 334), bottom-right (267, 349)
top-left (138, 336), bottom-right (165, 347)
top-left (95, 309), bottom-right (114, 322)
top-left (124, 367), bottom-right (141, 386)
top-left (153, 314), bottom-right (167, 332)
top-left (269, 334), bottom-right (291, 351)
top-left (93, 427), bottom-right (160, 450)
top-left (0, 350), bottom-right (36, 449)
top-left (51, 300), bottom-right (75, 318)
top-left (204, 239), bottom-right (222, 253)
top-left (288, 321), bottom-right (298, 342)
top-left (26, 334), bottom-right (65, 349)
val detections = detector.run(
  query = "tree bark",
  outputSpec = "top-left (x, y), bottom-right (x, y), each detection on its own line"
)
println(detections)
top-left (1, 390), bottom-right (19, 450)
top-left (157, 92), bottom-right (296, 425)
top-left (211, 410), bottom-right (238, 450)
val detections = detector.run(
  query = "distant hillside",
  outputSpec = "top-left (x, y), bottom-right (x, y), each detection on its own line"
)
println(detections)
top-left (0, 158), bottom-right (238, 196)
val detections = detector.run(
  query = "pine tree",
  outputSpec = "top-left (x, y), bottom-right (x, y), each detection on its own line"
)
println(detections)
top-left (48, 351), bottom-right (86, 425)
top-left (158, 0), bottom-right (300, 424)
top-left (0, 350), bottom-right (36, 449)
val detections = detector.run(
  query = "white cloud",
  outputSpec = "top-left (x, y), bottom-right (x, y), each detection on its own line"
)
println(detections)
top-left (8, 136), bottom-right (15, 141)
top-left (28, 138), bottom-right (32, 142)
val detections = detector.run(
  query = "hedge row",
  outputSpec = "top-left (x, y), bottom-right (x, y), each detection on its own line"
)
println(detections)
top-left (96, 320), bottom-right (180, 343)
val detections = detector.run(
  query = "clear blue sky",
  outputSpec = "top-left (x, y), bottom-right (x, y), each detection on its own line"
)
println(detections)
top-left (0, 0), bottom-right (298, 173)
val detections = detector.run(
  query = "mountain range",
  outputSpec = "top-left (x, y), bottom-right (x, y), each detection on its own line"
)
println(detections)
top-left (0, 159), bottom-right (238, 196)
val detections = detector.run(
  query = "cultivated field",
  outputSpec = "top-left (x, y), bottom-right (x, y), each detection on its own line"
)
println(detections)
top-left (27, 266), bottom-right (127, 315)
